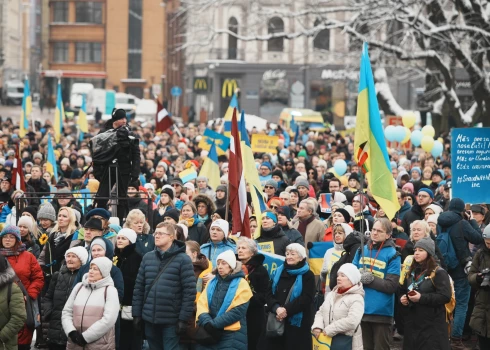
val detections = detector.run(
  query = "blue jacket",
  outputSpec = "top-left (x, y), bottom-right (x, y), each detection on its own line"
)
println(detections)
top-left (353, 239), bottom-right (400, 319)
top-left (201, 240), bottom-right (236, 268)
top-left (397, 201), bottom-right (411, 220)
top-left (196, 267), bottom-right (249, 350)
top-left (0, 205), bottom-right (11, 223)
top-left (132, 240), bottom-right (196, 325)
top-left (135, 233), bottom-right (155, 257)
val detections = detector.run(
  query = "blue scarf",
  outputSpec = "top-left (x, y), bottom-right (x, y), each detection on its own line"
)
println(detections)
top-left (197, 214), bottom-right (209, 224)
top-left (206, 276), bottom-right (240, 317)
top-left (271, 262), bottom-right (310, 327)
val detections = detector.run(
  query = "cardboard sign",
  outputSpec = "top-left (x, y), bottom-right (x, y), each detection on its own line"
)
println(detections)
top-left (451, 128), bottom-right (490, 203)
top-left (251, 135), bottom-right (278, 154)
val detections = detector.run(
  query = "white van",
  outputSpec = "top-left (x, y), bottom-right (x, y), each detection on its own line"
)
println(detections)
top-left (70, 83), bottom-right (94, 110)
top-left (1, 81), bottom-right (24, 105)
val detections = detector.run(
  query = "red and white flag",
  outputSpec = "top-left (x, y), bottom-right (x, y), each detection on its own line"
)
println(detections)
top-left (12, 143), bottom-right (25, 191)
top-left (229, 108), bottom-right (250, 238)
top-left (156, 100), bottom-right (173, 133)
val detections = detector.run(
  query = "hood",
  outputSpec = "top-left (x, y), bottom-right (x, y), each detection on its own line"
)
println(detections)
top-left (438, 211), bottom-right (463, 229)
top-left (81, 273), bottom-right (115, 289)
top-left (156, 239), bottom-right (186, 260)
top-left (214, 261), bottom-right (246, 281)
top-left (396, 170), bottom-right (409, 187)
top-left (400, 201), bottom-right (411, 212)
top-left (193, 194), bottom-right (216, 214)
top-left (89, 237), bottom-right (114, 261)
top-left (343, 231), bottom-right (362, 251)
top-left (0, 267), bottom-right (15, 287)
top-left (332, 282), bottom-right (365, 297)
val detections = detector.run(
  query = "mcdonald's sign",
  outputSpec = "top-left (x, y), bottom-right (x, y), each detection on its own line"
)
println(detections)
top-left (193, 78), bottom-right (209, 93)
top-left (222, 79), bottom-right (238, 98)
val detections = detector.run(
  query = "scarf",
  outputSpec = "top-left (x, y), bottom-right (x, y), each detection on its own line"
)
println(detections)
top-left (54, 231), bottom-right (68, 247)
top-left (272, 262), bottom-right (310, 327)
top-left (0, 244), bottom-right (27, 256)
top-left (297, 215), bottom-right (315, 238)
top-left (180, 214), bottom-right (198, 227)
top-left (197, 215), bottom-right (209, 224)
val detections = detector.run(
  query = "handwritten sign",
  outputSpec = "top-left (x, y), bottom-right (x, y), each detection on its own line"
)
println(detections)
top-left (451, 128), bottom-right (490, 203)
top-left (259, 251), bottom-right (285, 278)
top-left (251, 135), bottom-right (278, 154)
top-left (258, 241), bottom-right (275, 254)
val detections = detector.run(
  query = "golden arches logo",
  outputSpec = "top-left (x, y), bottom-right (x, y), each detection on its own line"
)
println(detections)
top-left (194, 78), bottom-right (207, 91)
top-left (222, 79), bottom-right (238, 98)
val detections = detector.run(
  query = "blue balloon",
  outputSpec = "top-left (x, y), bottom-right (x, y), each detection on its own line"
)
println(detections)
top-left (334, 159), bottom-right (347, 176)
top-left (411, 130), bottom-right (423, 147)
top-left (394, 126), bottom-right (406, 143)
top-left (431, 140), bottom-right (443, 158)
top-left (384, 125), bottom-right (396, 142)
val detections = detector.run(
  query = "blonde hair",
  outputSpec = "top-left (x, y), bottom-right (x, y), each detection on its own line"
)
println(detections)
top-left (51, 207), bottom-right (78, 235)
top-left (124, 209), bottom-right (150, 234)
top-left (410, 220), bottom-right (431, 241)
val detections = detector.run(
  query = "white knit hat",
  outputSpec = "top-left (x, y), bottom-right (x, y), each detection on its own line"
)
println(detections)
top-left (216, 250), bottom-right (236, 269)
top-left (60, 158), bottom-right (70, 166)
top-left (338, 263), bottom-right (361, 285)
top-left (17, 216), bottom-right (33, 233)
top-left (90, 257), bottom-right (113, 278)
top-left (144, 183), bottom-right (155, 191)
top-left (177, 224), bottom-right (188, 239)
top-left (65, 246), bottom-right (89, 265)
top-left (344, 205), bottom-right (355, 221)
top-left (210, 219), bottom-right (229, 238)
top-left (286, 243), bottom-right (306, 259)
top-left (427, 214), bottom-right (439, 225)
top-left (338, 223), bottom-right (353, 237)
top-left (117, 228), bottom-right (137, 244)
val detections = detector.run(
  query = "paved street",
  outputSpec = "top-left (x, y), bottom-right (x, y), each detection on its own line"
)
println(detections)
top-left (0, 104), bottom-right (48, 125)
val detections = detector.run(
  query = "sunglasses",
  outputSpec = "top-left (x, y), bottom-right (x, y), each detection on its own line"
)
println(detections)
top-left (264, 186), bottom-right (275, 190)
top-left (270, 205), bottom-right (278, 209)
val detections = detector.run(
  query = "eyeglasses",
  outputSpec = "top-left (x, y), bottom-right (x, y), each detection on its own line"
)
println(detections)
top-left (172, 184), bottom-right (181, 187)
top-left (260, 168), bottom-right (269, 171)
top-left (418, 194), bottom-right (430, 199)
top-left (154, 232), bottom-right (171, 237)
top-left (264, 186), bottom-right (275, 190)
top-left (270, 205), bottom-right (278, 209)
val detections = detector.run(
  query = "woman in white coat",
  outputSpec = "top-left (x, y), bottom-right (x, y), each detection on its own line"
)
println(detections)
top-left (312, 263), bottom-right (364, 350)
top-left (62, 257), bottom-right (119, 350)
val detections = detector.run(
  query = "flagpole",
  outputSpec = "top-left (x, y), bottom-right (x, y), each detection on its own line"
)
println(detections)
top-left (359, 172), bottom-right (366, 272)
top-left (224, 182), bottom-right (230, 222)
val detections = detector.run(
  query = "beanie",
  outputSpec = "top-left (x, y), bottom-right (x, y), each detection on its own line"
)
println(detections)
top-left (335, 208), bottom-right (351, 223)
top-left (338, 263), bottom-right (361, 285)
top-left (344, 205), bottom-right (355, 220)
top-left (348, 173), bottom-right (359, 182)
top-left (483, 225), bottom-right (490, 240)
top-left (261, 162), bottom-right (272, 171)
top-left (286, 243), bottom-right (307, 259)
top-left (0, 225), bottom-right (21, 242)
top-left (37, 203), bottom-right (57, 222)
top-left (65, 246), bottom-right (89, 265)
top-left (20, 206), bottom-right (38, 220)
top-left (271, 170), bottom-right (284, 181)
top-left (297, 149), bottom-right (307, 158)
top-left (402, 182), bottom-right (414, 194)
top-left (338, 223), bottom-right (353, 236)
top-left (448, 198), bottom-right (465, 213)
top-left (418, 188), bottom-right (434, 199)
top-left (196, 176), bottom-right (208, 184)
top-left (210, 219), bottom-right (229, 238)
top-left (414, 237), bottom-right (436, 257)
top-left (161, 187), bottom-right (175, 200)
top-left (276, 206), bottom-right (291, 221)
top-left (162, 209), bottom-right (180, 223)
top-left (216, 185), bottom-right (227, 193)
top-left (90, 257), bottom-right (113, 278)
top-left (216, 250), bottom-right (236, 269)
top-left (426, 204), bottom-right (443, 216)
top-left (17, 216), bottom-right (34, 233)
top-left (90, 237), bottom-right (107, 252)
top-left (427, 214), bottom-right (439, 225)
top-left (265, 179), bottom-right (278, 190)
top-left (117, 228), bottom-right (137, 244)
top-left (411, 167), bottom-right (421, 176)
top-left (60, 158), bottom-right (70, 166)
top-left (296, 179), bottom-right (309, 189)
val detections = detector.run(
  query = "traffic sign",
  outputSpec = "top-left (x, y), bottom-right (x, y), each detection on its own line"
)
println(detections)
top-left (170, 86), bottom-right (182, 97)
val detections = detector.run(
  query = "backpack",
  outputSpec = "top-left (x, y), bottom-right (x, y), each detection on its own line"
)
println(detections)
top-left (435, 230), bottom-right (459, 270)
top-left (429, 267), bottom-right (456, 327)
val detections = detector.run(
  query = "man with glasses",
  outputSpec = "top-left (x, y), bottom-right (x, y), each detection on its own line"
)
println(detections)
top-left (171, 178), bottom-right (184, 199)
top-left (284, 159), bottom-right (299, 184)
top-left (263, 180), bottom-right (278, 200)
top-left (259, 161), bottom-right (272, 184)
top-left (401, 188), bottom-right (433, 234)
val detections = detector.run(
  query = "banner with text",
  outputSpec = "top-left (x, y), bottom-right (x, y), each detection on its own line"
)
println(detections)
top-left (251, 135), bottom-right (278, 154)
top-left (451, 127), bottom-right (490, 203)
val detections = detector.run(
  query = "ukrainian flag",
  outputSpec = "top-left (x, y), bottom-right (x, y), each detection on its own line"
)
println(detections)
top-left (354, 43), bottom-right (400, 219)
top-left (54, 81), bottom-right (64, 143)
top-left (308, 241), bottom-right (333, 276)
top-left (46, 133), bottom-right (58, 184)
top-left (223, 94), bottom-right (239, 135)
top-left (78, 94), bottom-right (89, 141)
top-left (198, 128), bottom-right (230, 155)
top-left (19, 78), bottom-right (32, 138)
top-left (198, 140), bottom-right (220, 190)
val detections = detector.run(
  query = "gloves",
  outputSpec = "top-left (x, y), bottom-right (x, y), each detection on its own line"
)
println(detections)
top-left (204, 323), bottom-right (223, 340)
top-left (133, 317), bottom-right (143, 334)
top-left (360, 272), bottom-right (375, 285)
top-left (464, 261), bottom-right (472, 274)
top-left (68, 331), bottom-right (87, 346)
top-left (176, 321), bottom-right (188, 336)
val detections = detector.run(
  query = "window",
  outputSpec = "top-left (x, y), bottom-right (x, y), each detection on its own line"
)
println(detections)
top-left (53, 2), bottom-right (68, 22)
top-left (75, 43), bottom-right (102, 63)
top-left (268, 17), bottom-right (284, 52)
top-left (313, 19), bottom-right (330, 51)
top-left (76, 2), bottom-right (103, 23)
top-left (128, 0), bottom-right (142, 78)
top-left (228, 17), bottom-right (238, 59)
top-left (53, 42), bottom-right (69, 62)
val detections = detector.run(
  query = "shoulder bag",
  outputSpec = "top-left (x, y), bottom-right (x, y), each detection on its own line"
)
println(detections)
top-left (266, 282), bottom-right (295, 338)
top-left (13, 276), bottom-right (37, 329)
top-left (143, 254), bottom-right (178, 305)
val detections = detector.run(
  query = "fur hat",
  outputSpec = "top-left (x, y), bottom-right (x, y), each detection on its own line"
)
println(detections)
top-left (216, 250), bottom-right (236, 269)
top-left (65, 246), bottom-right (89, 265)
top-left (90, 257), bottom-right (113, 278)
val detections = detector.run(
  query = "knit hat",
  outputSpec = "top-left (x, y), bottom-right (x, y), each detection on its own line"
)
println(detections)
top-left (448, 198), bottom-right (465, 213)
top-left (344, 206), bottom-right (355, 221)
top-left (196, 176), bottom-right (208, 184)
top-left (414, 237), bottom-right (436, 257)
top-left (90, 257), bottom-right (113, 278)
top-left (163, 208), bottom-right (180, 223)
top-left (0, 254), bottom-right (8, 273)
top-left (111, 108), bottom-right (127, 122)
top-left (353, 194), bottom-right (369, 207)
top-left (337, 223), bottom-right (353, 236)
top-left (60, 158), bottom-right (70, 166)
top-left (427, 214), bottom-right (439, 225)
top-left (431, 170), bottom-right (443, 179)
top-left (33, 152), bottom-right (43, 160)
top-left (317, 159), bottom-right (327, 169)
top-left (37, 203), bottom-right (56, 222)
top-left (90, 237), bottom-right (107, 252)
top-left (296, 179), bottom-right (309, 189)
top-left (117, 228), bottom-right (137, 244)
top-left (144, 183), bottom-right (155, 191)
top-left (171, 178), bottom-right (183, 186)
top-left (348, 173), bottom-right (359, 183)
top-left (161, 187), bottom-right (175, 200)
top-left (84, 218), bottom-right (103, 231)
top-left (65, 246), bottom-right (89, 265)
top-left (402, 183), bottom-right (414, 193)
top-left (333, 192), bottom-right (347, 204)
top-left (177, 224), bottom-right (188, 239)
top-left (216, 250), bottom-right (236, 269)
top-left (411, 167), bottom-right (421, 176)
top-left (335, 208), bottom-right (351, 223)
top-left (297, 150), bottom-right (307, 158)
top-left (483, 225), bottom-right (490, 240)
top-left (426, 204), bottom-right (443, 216)
top-left (338, 263), bottom-right (361, 285)
top-left (265, 179), bottom-right (278, 190)
top-left (108, 223), bottom-right (121, 234)
top-left (286, 243), bottom-right (307, 259)
top-left (17, 216), bottom-right (33, 232)
top-left (261, 162), bottom-right (272, 171)
top-left (210, 219), bottom-right (229, 238)
top-left (276, 206), bottom-right (292, 221)
top-left (418, 188), bottom-right (434, 199)
top-left (21, 206), bottom-right (38, 220)
top-left (271, 170), bottom-right (284, 181)
top-left (0, 225), bottom-right (21, 242)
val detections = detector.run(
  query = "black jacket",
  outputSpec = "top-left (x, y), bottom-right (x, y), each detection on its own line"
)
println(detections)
top-left (187, 222), bottom-right (208, 245)
top-left (281, 225), bottom-right (305, 246)
top-left (401, 234), bottom-right (447, 270)
top-left (256, 225), bottom-right (291, 256)
top-left (401, 203), bottom-right (425, 234)
top-left (128, 196), bottom-right (151, 217)
top-left (27, 178), bottom-right (51, 198)
top-left (114, 244), bottom-right (142, 306)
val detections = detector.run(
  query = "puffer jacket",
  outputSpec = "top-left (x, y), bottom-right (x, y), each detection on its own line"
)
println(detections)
top-left (188, 222), bottom-right (209, 245)
top-left (43, 265), bottom-right (79, 346)
top-left (256, 225), bottom-right (291, 256)
top-left (135, 233), bottom-right (155, 257)
top-left (0, 267), bottom-right (27, 350)
top-left (201, 240), bottom-right (236, 268)
top-left (469, 245), bottom-right (490, 338)
top-left (132, 240), bottom-right (196, 325)
top-left (62, 274), bottom-right (119, 350)
top-left (311, 283), bottom-right (365, 350)
top-left (280, 223), bottom-right (304, 246)
top-left (196, 263), bottom-right (251, 350)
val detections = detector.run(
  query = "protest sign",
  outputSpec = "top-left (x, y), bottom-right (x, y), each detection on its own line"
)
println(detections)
top-left (259, 251), bottom-right (285, 278)
top-left (251, 135), bottom-right (278, 154)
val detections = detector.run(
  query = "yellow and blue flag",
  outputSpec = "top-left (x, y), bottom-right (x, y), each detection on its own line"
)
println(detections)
top-left (198, 128), bottom-right (230, 155)
top-left (308, 241), bottom-right (333, 276)
top-left (46, 134), bottom-right (58, 183)
top-left (19, 78), bottom-right (32, 138)
top-left (198, 140), bottom-right (220, 190)
top-left (78, 95), bottom-right (89, 141)
top-left (54, 81), bottom-right (65, 143)
top-left (223, 94), bottom-right (239, 135)
top-left (354, 43), bottom-right (400, 219)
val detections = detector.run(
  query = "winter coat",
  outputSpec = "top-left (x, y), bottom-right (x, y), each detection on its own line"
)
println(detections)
top-left (292, 217), bottom-right (325, 255)
top-left (27, 178), bottom-right (51, 198)
top-left (468, 245), bottom-right (490, 338)
top-left (188, 221), bottom-right (209, 245)
top-left (114, 244), bottom-right (142, 306)
top-left (320, 243), bottom-right (344, 287)
top-left (5, 250), bottom-right (44, 345)
top-left (312, 283), bottom-right (365, 350)
top-left (22, 236), bottom-right (41, 259)
top-left (0, 267), bottom-right (27, 350)
top-left (196, 264), bottom-right (251, 350)
top-left (280, 223), bottom-right (304, 246)
top-left (399, 266), bottom-right (451, 350)
top-left (151, 205), bottom-right (174, 231)
top-left (62, 274), bottom-right (119, 350)
top-left (201, 240), bottom-right (237, 268)
top-left (38, 231), bottom-right (76, 276)
top-left (128, 196), bottom-right (151, 217)
top-left (43, 265), bottom-right (79, 346)
top-left (397, 201), bottom-right (411, 220)
top-left (132, 240), bottom-right (196, 325)
top-left (135, 232), bottom-right (155, 257)
top-left (438, 211), bottom-right (483, 280)
top-left (256, 225), bottom-right (291, 256)
top-left (401, 203), bottom-right (425, 234)
top-left (401, 235), bottom-right (447, 270)
top-left (243, 254), bottom-right (270, 350)
top-left (259, 260), bottom-right (316, 350)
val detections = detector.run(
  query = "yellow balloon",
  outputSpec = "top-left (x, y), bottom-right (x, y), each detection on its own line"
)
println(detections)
top-left (421, 135), bottom-right (434, 152)
top-left (401, 127), bottom-right (411, 144)
top-left (421, 125), bottom-right (435, 138)
top-left (437, 137), bottom-right (443, 143)
top-left (402, 112), bottom-right (416, 129)
top-left (328, 167), bottom-right (340, 179)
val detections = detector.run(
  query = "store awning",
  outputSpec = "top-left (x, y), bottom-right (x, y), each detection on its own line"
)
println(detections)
top-left (41, 70), bottom-right (107, 79)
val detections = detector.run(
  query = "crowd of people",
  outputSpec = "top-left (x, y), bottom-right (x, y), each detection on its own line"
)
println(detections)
top-left (0, 113), bottom-right (488, 350)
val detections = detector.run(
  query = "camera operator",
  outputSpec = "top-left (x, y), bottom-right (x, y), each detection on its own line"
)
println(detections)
top-left (468, 225), bottom-right (490, 349)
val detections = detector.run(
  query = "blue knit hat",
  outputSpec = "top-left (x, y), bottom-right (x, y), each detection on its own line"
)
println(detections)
top-left (0, 225), bottom-right (21, 242)
top-left (418, 188), bottom-right (434, 199)
top-left (411, 167), bottom-right (421, 176)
